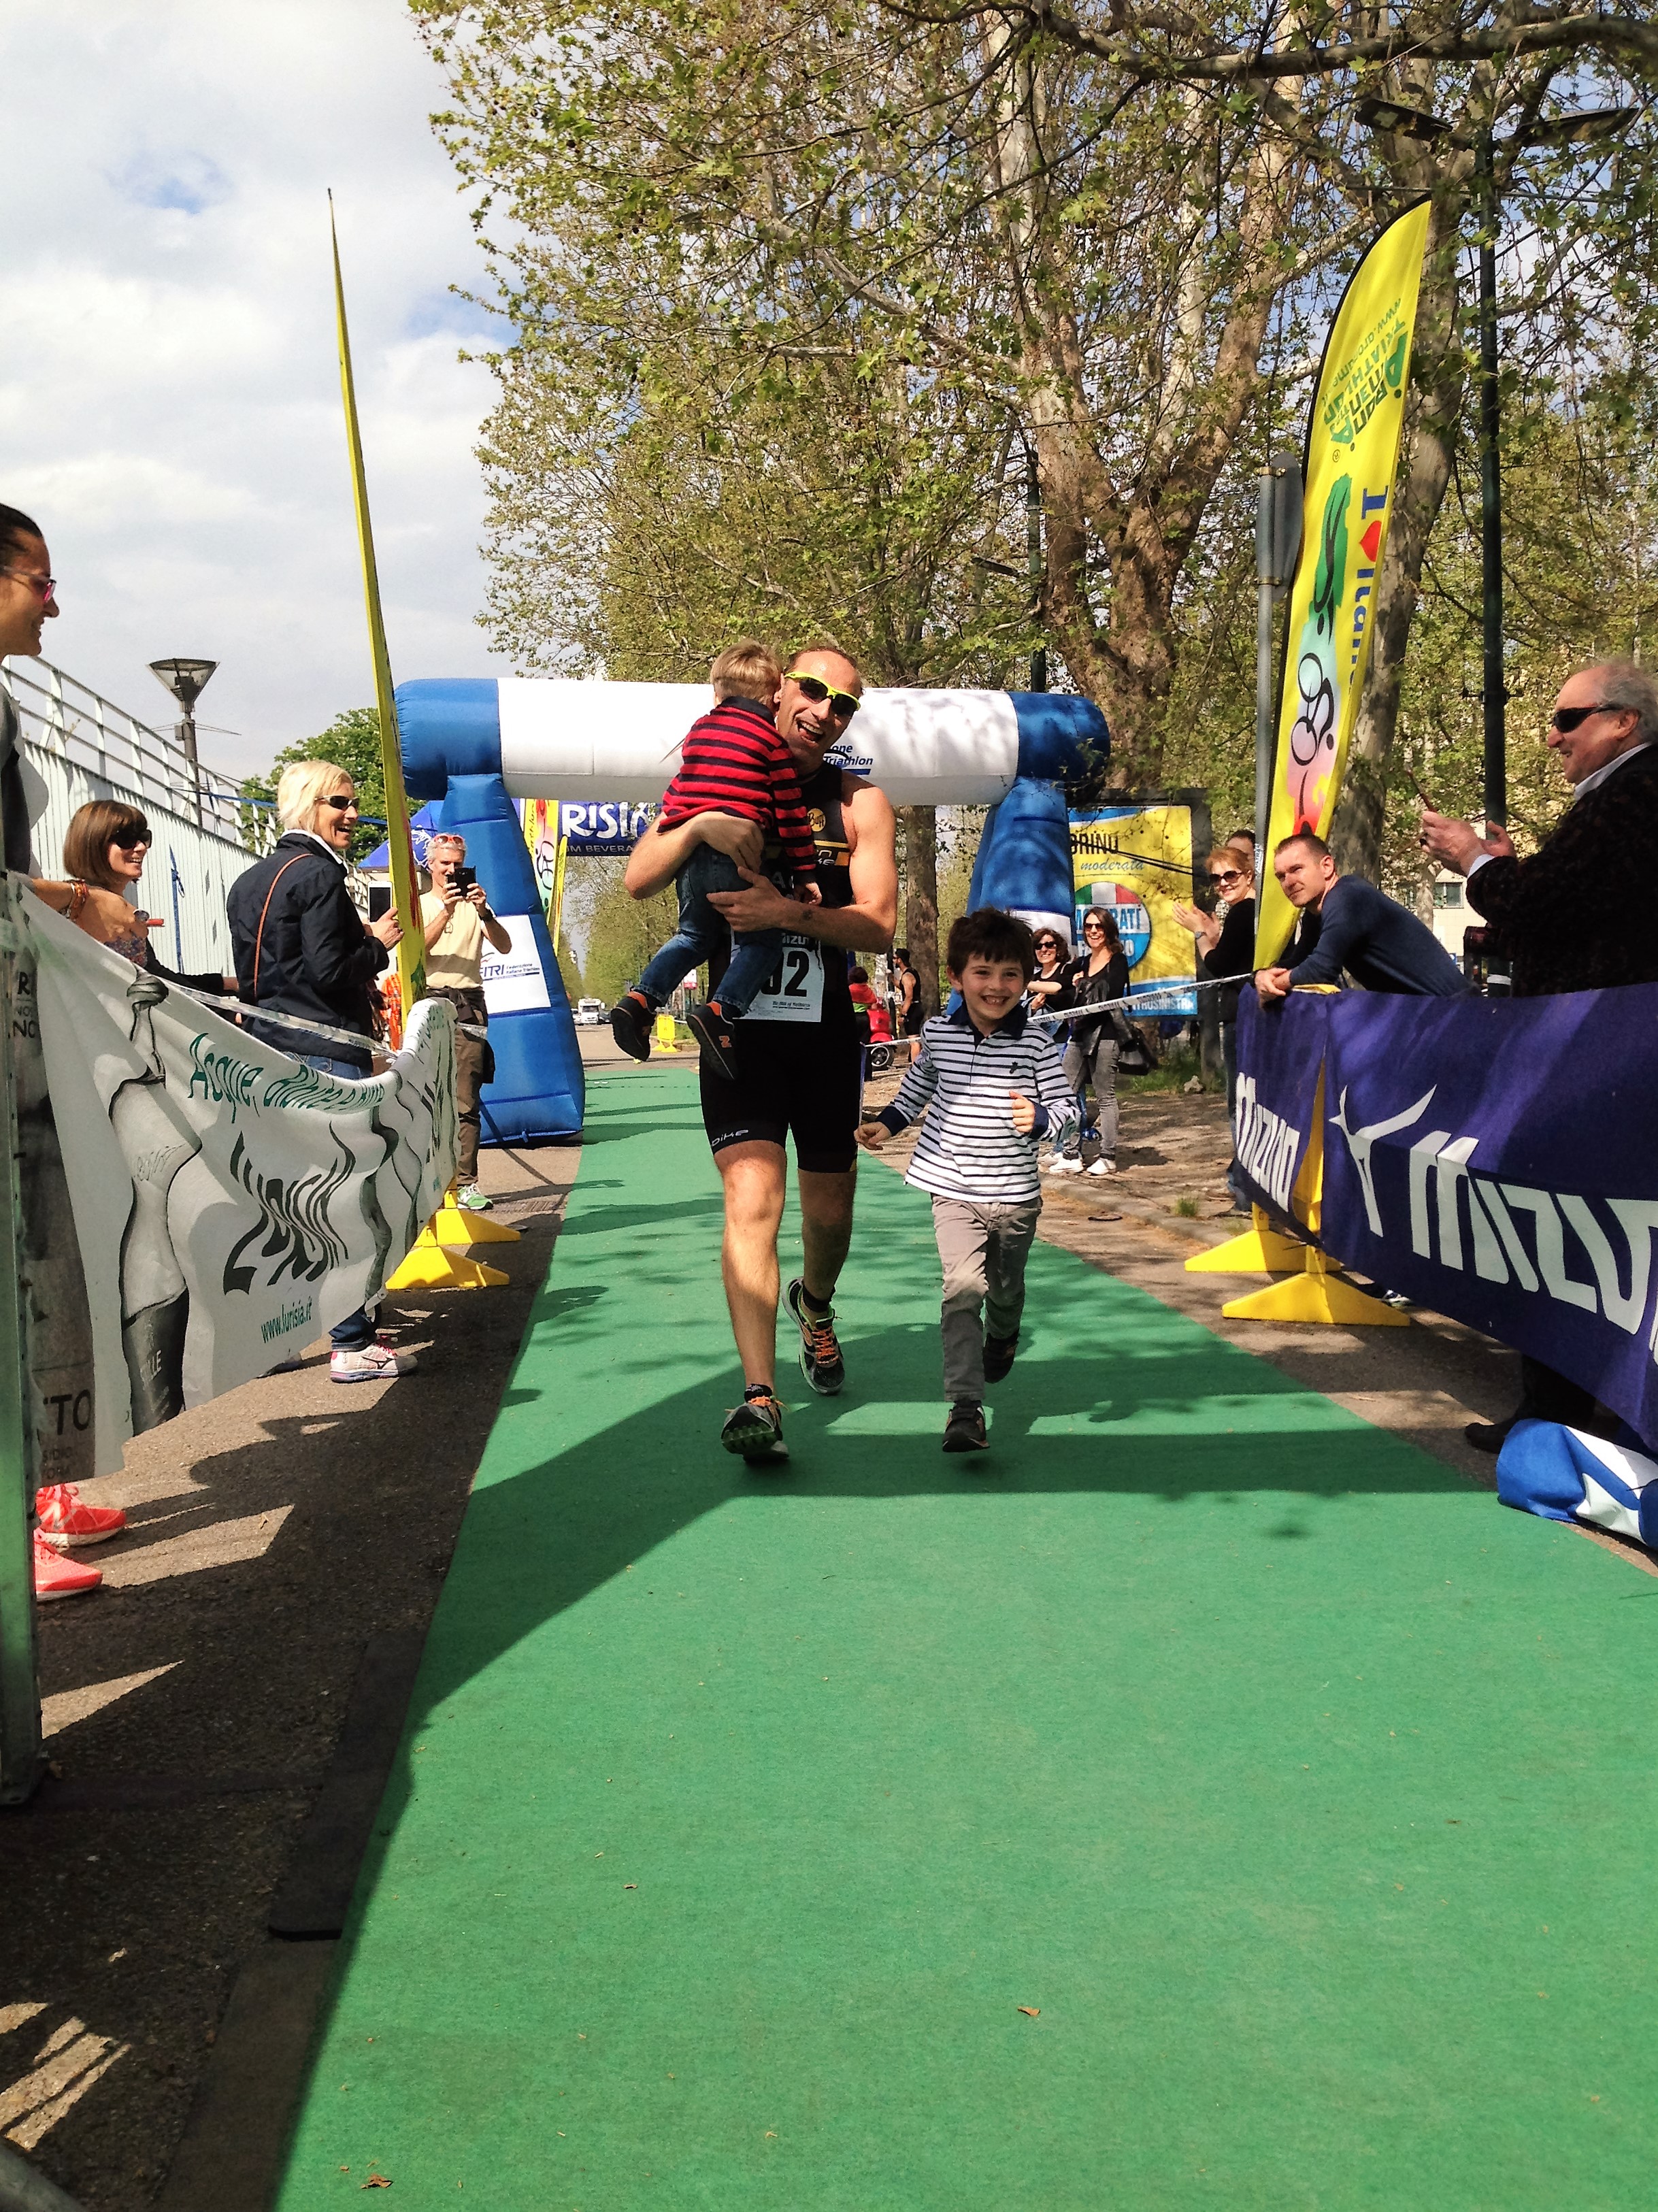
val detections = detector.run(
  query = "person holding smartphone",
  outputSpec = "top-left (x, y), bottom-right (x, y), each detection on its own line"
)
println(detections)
top-left (421, 831), bottom-right (512, 1211)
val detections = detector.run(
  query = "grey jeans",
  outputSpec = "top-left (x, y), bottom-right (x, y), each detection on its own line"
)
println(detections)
top-left (1061, 1032), bottom-right (1119, 1160)
top-left (932, 1195), bottom-right (1042, 1405)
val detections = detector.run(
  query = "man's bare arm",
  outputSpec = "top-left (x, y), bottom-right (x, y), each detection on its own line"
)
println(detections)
top-left (706, 780), bottom-right (897, 954)
top-left (623, 812), bottom-right (765, 899)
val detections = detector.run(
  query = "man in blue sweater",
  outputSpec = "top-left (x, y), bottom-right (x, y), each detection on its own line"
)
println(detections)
top-left (1254, 833), bottom-right (1470, 1003)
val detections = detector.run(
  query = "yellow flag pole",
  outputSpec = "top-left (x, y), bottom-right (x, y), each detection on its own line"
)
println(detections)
top-left (328, 193), bottom-right (426, 1012)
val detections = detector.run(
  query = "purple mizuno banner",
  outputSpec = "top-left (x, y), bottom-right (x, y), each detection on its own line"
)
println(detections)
top-left (1236, 987), bottom-right (1658, 1446)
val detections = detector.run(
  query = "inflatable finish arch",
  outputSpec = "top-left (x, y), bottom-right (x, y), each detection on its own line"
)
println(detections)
top-left (394, 677), bottom-right (1108, 1140)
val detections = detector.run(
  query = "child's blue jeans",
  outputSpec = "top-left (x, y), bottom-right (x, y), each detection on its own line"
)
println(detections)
top-left (635, 842), bottom-right (783, 1019)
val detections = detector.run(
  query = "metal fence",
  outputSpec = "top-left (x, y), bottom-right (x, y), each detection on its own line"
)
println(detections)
top-left (1, 656), bottom-right (364, 977)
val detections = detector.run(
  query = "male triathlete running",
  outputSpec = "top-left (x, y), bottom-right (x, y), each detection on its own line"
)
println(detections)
top-left (625, 642), bottom-right (897, 1465)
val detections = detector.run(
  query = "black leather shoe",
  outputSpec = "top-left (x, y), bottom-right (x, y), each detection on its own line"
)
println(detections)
top-left (1465, 1415), bottom-right (1519, 1455)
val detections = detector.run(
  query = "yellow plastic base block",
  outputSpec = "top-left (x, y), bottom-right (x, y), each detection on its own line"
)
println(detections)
top-left (653, 1012), bottom-right (681, 1052)
top-left (386, 1223), bottom-right (510, 1291)
top-left (433, 1201), bottom-right (521, 1247)
top-left (1184, 1210), bottom-right (1308, 1274)
top-left (1221, 1265), bottom-right (1408, 1327)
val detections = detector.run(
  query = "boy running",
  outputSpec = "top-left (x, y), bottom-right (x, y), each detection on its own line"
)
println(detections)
top-left (857, 909), bottom-right (1077, 1453)
top-left (612, 639), bottom-right (819, 1077)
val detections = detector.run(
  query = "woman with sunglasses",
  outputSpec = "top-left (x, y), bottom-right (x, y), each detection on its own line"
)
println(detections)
top-left (1175, 845), bottom-right (1258, 1211)
top-left (1026, 928), bottom-right (1072, 1012)
top-left (1050, 907), bottom-right (1129, 1176)
top-left (32, 799), bottom-right (229, 989)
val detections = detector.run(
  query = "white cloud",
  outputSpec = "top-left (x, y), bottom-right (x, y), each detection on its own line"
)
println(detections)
top-left (0, 0), bottom-right (515, 778)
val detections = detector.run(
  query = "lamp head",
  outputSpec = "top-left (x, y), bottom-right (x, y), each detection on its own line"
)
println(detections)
top-left (148, 657), bottom-right (218, 714)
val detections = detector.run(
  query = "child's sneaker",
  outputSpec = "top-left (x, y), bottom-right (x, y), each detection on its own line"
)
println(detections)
top-left (943, 1402), bottom-right (989, 1453)
top-left (720, 1390), bottom-right (789, 1465)
top-left (610, 991), bottom-right (653, 1062)
top-left (33, 1530), bottom-right (101, 1600)
top-left (686, 1003), bottom-right (740, 1083)
top-left (35, 1484), bottom-right (127, 1549)
top-left (983, 1332), bottom-right (1018, 1384)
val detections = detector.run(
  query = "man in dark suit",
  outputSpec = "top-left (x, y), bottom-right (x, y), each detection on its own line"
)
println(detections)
top-left (1421, 659), bottom-right (1658, 1447)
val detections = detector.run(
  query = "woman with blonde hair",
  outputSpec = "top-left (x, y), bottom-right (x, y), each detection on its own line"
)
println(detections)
top-left (33, 797), bottom-right (227, 989)
top-left (225, 759), bottom-right (409, 1383)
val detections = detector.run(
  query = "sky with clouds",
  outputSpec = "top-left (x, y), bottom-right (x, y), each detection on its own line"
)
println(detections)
top-left (0, 0), bottom-right (514, 781)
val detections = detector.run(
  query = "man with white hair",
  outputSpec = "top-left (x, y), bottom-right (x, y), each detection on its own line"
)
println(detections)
top-left (1421, 659), bottom-right (1658, 1449)
top-left (1421, 658), bottom-right (1658, 997)
top-left (420, 831), bottom-right (512, 1210)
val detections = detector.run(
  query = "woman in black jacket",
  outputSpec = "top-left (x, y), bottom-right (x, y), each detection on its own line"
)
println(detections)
top-left (1176, 843), bottom-right (1257, 1212)
top-left (1052, 906), bottom-right (1130, 1178)
top-left (226, 760), bottom-right (410, 1384)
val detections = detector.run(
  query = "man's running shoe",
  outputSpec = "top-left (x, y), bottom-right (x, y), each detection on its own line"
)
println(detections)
top-left (610, 991), bottom-right (652, 1062)
top-left (686, 1003), bottom-right (739, 1083)
top-left (983, 1332), bottom-right (1018, 1385)
top-left (35, 1483), bottom-right (127, 1549)
top-left (721, 1392), bottom-right (789, 1465)
top-left (785, 1278), bottom-right (845, 1396)
top-left (454, 1183), bottom-right (493, 1212)
top-left (33, 1530), bottom-right (101, 1600)
top-left (943, 1401), bottom-right (989, 1453)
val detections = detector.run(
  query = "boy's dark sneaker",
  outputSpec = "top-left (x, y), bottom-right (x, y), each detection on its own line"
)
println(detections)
top-left (943, 1401), bottom-right (989, 1453)
top-left (721, 1393), bottom-right (789, 1466)
top-left (686, 1002), bottom-right (740, 1083)
top-left (610, 991), bottom-right (652, 1062)
top-left (786, 1278), bottom-right (845, 1396)
top-left (983, 1331), bottom-right (1018, 1384)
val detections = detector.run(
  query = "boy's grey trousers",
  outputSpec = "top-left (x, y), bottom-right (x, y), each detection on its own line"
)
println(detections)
top-left (931, 1195), bottom-right (1042, 1405)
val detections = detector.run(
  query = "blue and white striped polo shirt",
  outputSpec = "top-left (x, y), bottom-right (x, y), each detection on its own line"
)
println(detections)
top-left (876, 1004), bottom-right (1078, 1202)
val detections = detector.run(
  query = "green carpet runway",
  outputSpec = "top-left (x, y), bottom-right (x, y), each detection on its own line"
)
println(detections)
top-left (276, 1066), bottom-right (1658, 2209)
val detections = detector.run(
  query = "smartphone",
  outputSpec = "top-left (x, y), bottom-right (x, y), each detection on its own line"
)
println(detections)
top-left (452, 865), bottom-right (476, 893)
top-left (368, 887), bottom-right (393, 922)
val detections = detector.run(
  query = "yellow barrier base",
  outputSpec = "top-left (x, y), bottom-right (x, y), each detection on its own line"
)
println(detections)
top-left (1221, 1253), bottom-right (1407, 1327)
top-left (433, 1200), bottom-right (521, 1247)
top-left (386, 1223), bottom-right (510, 1291)
top-left (1184, 1206), bottom-right (1307, 1275)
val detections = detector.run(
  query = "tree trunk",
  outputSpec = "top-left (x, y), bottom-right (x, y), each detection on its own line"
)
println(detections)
top-left (899, 805), bottom-right (941, 1014)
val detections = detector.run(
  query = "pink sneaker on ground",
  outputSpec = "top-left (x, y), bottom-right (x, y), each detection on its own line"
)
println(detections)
top-left (35, 1484), bottom-right (127, 1549)
top-left (33, 1530), bottom-right (102, 1600)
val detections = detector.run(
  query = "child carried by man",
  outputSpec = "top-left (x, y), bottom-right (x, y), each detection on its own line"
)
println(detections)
top-left (858, 910), bottom-right (1077, 1453)
top-left (610, 639), bottom-right (819, 1080)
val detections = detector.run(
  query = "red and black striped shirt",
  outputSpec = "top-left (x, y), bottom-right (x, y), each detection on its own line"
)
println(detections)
top-left (658, 697), bottom-right (818, 881)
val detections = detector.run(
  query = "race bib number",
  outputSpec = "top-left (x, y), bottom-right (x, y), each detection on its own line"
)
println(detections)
top-left (745, 934), bottom-right (825, 1024)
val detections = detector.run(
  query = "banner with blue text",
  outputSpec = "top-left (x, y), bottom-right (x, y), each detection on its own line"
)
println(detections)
top-left (1237, 987), bottom-right (1658, 1444)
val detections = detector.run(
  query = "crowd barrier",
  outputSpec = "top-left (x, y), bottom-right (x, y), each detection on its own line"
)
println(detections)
top-left (1234, 987), bottom-right (1658, 1447)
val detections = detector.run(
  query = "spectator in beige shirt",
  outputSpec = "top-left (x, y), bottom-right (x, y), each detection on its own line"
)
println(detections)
top-left (420, 831), bottom-right (511, 1210)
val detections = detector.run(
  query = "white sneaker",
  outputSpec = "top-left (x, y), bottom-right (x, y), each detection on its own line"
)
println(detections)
top-left (330, 1342), bottom-right (418, 1383)
top-left (1043, 1155), bottom-right (1070, 1176)
top-left (1054, 1156), bottom-right (1084, 1176)
top-left (1087, 1157), bottom-right (1117, 1177)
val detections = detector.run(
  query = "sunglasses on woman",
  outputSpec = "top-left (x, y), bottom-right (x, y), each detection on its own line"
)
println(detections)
top-left (114, 833), bottom-right (151, 852)
top-left (1211, 866), bottom-right (1245, 885)
top-left (788, 672), bottom-right (860, 719)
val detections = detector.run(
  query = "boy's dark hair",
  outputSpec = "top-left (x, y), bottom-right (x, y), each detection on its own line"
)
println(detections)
top-left (946, 907), bottom-right (1038, 980)
top-left (0, 504), bottom-right (44, 565)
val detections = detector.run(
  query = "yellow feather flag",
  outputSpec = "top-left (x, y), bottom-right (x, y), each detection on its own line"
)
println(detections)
top-left (328, 193), bottom-right (426, 1009)
top-left (1255, 199), bottom-right (1432, 966)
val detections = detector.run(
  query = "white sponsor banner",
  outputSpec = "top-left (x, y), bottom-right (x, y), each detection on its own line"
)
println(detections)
top-left (24, 889), bottom-right (457, 1474)
top-left (479, 914), bottom-right (551, 1014)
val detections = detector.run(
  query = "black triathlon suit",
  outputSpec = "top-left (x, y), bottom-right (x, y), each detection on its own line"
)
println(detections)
top-left (699, 762), bottom-right (864, 1173)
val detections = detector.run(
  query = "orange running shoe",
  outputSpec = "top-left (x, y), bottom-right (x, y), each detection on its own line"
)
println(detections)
top-left (33, 1530), bottom-right (102, 1600)
top-left (35, 1483), bottom-right (127, 1550)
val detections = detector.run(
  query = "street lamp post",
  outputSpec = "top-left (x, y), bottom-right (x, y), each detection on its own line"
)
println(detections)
top-left (148, 658), bottom-right (218, 827)
top-left (1354, 98), bottom-right (1634, 827)
top-left (1025, 446), bottom-right (1048, 693)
